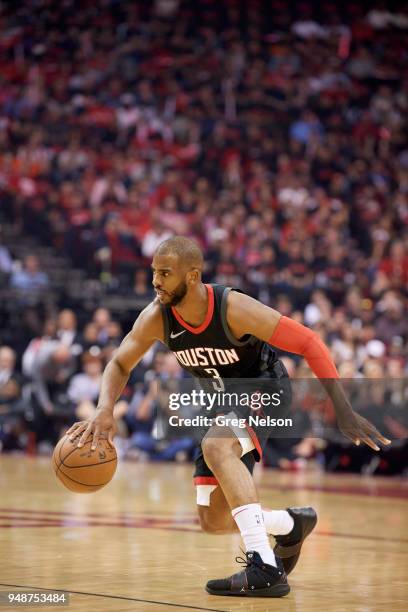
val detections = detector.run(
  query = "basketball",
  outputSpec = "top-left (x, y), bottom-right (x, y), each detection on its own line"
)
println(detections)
top-left (52, 434), bottom-right (117, 493)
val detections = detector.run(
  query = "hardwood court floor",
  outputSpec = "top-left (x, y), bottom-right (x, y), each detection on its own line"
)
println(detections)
top-left (0, 454), bottom-right (407, 612)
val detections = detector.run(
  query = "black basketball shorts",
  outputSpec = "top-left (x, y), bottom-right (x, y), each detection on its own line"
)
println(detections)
top-left (193, 359), bottom-right (292, 494)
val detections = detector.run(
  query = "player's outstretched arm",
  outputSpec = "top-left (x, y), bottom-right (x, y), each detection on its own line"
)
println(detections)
top-left (226, 291), bottom-right (391, 452)
top-left (66, 301), bottom-right (164, 449)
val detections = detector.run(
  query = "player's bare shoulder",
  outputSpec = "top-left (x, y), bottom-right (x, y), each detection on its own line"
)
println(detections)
top-left (225, 288), bottom-right (281, 341)
top-left (226, 288), bottom-right (253, 314)
top-left (225, 290), bottom-right (256, 337)
top-left (131, 298), bottom-right (164, 343)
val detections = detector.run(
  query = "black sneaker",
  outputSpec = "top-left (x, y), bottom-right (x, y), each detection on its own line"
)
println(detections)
top-left (273, 507), bottom-right (317, 575)
top-left (205, 551), bottom-right (290, 597)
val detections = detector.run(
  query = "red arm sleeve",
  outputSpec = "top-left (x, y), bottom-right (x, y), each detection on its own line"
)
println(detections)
top-left (268, 316), bottom-right (339, 379)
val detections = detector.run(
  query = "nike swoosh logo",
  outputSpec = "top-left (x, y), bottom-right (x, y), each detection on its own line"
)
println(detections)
top-left (170, 330), bottom-right (186, 339)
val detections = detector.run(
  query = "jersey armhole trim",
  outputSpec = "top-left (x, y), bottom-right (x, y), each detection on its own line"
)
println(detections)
top-left (221, 287), bottom-right (253, 347)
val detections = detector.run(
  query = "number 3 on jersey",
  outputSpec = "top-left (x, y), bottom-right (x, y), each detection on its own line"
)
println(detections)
top-left (204, 368), bottom-right (225, 391)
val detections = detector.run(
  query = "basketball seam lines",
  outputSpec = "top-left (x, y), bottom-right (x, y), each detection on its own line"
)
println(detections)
top-left (61, 457), bottom-right (117, 469)
top-left (56, 467), bottom-right (104, 487)
top-left (55, 439), bottom-right (65, 477)
top-left (59, 437), bottom-right (93, 465)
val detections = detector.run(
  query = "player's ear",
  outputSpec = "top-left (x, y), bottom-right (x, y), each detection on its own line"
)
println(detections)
top-left (187, 268), bottom-right (199, 284)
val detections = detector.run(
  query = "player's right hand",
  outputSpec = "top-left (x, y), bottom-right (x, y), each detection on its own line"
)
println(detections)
top-left (337, 410), bottom-right (391, 451)
top-left (66, 408), bottom-right (116, 450)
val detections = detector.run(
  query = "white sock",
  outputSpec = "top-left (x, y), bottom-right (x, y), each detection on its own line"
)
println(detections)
top-left (232, 503), bottom-right (277, 567)
top-left (262, 509), bottom-right (294, 536)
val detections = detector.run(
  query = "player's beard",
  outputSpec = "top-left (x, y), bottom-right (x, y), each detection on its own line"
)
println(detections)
top-left (167, 279), bottom-right (188, 306)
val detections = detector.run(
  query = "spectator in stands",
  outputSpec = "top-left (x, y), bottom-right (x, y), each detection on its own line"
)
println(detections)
top-left (22, 318), bottom-right (57, 379)
top-left (0, 346), bottom-right (22, 410)
top-left (0, 226), bottom-right (13, 283)
top-left (105, 321), bottom-right (123, 348)
top-left (129, 268), bottom-right (155, 300)
top-left (0, 346), bottom-right (25, 451)
top-left (56, 309), bottom-right (82, 349)
top-left (91, 307), bottom-right (113, 346)
top-left (67, 352), bottom-right (103, 420)
top-left (29, 341), bottom-right (77, 447)
top-left (141, 221), bottom-right (173, 258)
top-left (99, 321), bottom-right (124, 364)
top-left (375, 291), bottom-right (407, 346)
top-left (10, 255), bottom-right (49, 304)
top-left (378, 241), bottom-right (408, 288)
top-left (80, 322), bottom-right (101, 352)
top-left (97, 214), bottom-right (142, 277)
top-left (304, 290), bottom-right (333, 327)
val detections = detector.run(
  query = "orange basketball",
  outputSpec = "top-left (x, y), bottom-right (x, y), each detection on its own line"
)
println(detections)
top-left (52, 434), bottom-right (117, 493)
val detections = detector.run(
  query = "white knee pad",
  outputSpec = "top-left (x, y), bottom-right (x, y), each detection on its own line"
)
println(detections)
top-left (196, 484), bottom-right (217, 506)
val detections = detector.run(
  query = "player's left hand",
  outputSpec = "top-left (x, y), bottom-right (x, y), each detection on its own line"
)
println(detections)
top-left (337, 410), bottom-right (391, 451)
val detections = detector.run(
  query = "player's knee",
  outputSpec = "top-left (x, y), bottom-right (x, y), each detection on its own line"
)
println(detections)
top-left (201, 434), bottom-right (240, 468)
top-left (201, 437), bottom-right (227, 467)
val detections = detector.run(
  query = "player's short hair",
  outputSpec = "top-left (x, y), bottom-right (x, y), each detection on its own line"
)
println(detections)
top-left (155, 236), bottom-right (204, 270)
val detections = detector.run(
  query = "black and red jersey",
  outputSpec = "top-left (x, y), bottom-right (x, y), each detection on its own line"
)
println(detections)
top-left (160, 284), bottom-right (277, 382)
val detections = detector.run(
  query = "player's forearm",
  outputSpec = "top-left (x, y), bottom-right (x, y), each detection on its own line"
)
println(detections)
top-left (96, 358), bottom-right (130, 413)
top-left (268, 316), bottom-right (339, 378)
top-left (319, 378), bottom-right (354, 418)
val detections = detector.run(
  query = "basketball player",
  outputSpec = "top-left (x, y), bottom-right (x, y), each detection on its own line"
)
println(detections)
top-left (67, 236), bottom-right (390, 598)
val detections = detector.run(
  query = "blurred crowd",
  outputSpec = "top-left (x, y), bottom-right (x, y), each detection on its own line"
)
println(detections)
top-left (0, 1), bottom-right (407, 471)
